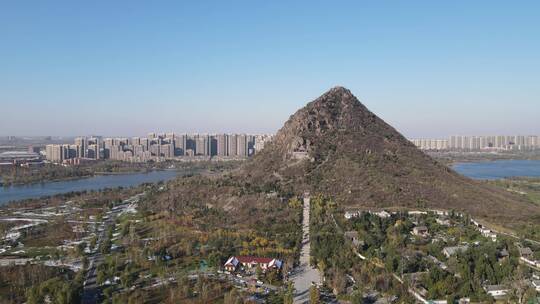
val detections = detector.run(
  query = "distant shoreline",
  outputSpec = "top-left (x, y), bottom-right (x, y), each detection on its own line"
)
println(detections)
top-left (0, 170), bottom-right (181, 205)
top-left (452, 159), bottom-right (540, 180)
top-left (1, 174), bottom-right (94, 188)
top-left (449, 158), bottom-right (540, 166)
top-left (1, 169), bottom-right (169, 188)
top-left (434, 153), bottom-right (540, 166)
top-left (92, 169), bottom-right (151, 176)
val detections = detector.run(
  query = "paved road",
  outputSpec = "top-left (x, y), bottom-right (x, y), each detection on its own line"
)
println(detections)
top-left (291, 193), bottom-right (321, 304)
top-left (0, 258), bottom-right (34, 266)
top-left (81, 217), bottom-right (112, 304)
top-left (81, 194), bottom-right (141, 304)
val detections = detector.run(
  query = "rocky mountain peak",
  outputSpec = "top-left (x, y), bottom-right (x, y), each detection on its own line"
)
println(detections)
top-left (270, 86), bottom-right (401, 158)
top-left (240, 87), bottom-right (540, 224)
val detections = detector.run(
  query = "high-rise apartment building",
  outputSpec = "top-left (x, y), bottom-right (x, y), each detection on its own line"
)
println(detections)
top-left (217, 134), bottom-right (228, 156)
top-left (237, 134), bottom-right (248, 156)
top-left (74, 137), bottom-right (87, 158)
top-left (227, 134), bottom-right (238, 156)
top-left (413, 134), bottom-right (540, 151)
top-left (173, 134), bottom-right (187, 156)
top-left (194, 135), bottom-right (209, 156)
top-left (161, 144), bottom-right (174, 158)
top-left (149, 144), bottom-right (161, 157)
top-left (46, 133), bottom-right (272, 163)
top-left (140, 138), bottom-right (149, 151)
top-left (46, 144), bottom-right (62, 162)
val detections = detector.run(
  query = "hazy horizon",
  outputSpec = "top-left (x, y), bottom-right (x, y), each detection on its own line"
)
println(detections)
top-left (3, 122), bottom-right (540, 140)
top-left (2, 2), bottom-right (539, 138)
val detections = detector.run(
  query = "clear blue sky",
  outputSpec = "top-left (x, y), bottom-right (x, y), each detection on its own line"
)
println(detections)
top-left (1, 1), bottom-right (539, 137)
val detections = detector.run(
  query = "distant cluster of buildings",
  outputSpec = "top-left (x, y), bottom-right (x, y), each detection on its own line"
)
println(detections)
top-left (45, 137), bottom-right (101, 163)
top-left (45, 133), bottom-right (273, 163)
top-left (0, 149), bottom-right (42, 167)
top-left (411, 135), bottom-right (540, 151)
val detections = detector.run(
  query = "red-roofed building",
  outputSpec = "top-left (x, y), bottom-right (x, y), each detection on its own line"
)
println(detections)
top-left (224, 256), bottom-right (282, 272)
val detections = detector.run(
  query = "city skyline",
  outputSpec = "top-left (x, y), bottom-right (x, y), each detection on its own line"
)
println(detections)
top-left (2, 2), bottom-right (540, 137)
top-left (6, 130), bottom-right (540, 140)
top-left (411, 134), bottom-right (540, 150)
top-left (43, 133), bottom-right (274, 164)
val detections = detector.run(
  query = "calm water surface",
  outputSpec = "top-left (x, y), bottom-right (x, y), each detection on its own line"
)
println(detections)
top-left (453, 159), bottom-right (540, 180)
top-left (3, 160), bottom-right (539, 204)
top-left (0, 170), bottom-right (179, 205)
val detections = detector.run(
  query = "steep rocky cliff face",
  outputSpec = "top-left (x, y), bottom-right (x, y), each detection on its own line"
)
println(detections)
top-left (241, 87), bottom-right (540, 224)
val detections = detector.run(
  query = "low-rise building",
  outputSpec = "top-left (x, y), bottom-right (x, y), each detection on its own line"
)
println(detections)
top-left (224, 256), bottom-right (282, 272)
top-left (483, 285), bottom-right (508, 299)
top-left (435, 218), bottom-right (451, 226)
top-left (412, 226), bottom-right (429, 237)
top-left (374, 210), bottom-right (391, 218)
top-left (344, 211), bottom-right (360, 219)
top-left (479, 228), bottom-right (497, 241)
top-left (519, 247), bottom-right (534, 260)
top-left (443, 245), bottom-right (469, 258)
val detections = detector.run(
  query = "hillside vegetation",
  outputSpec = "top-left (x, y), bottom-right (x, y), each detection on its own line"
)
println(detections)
top-left (241, 87), bottom-right (540, 227)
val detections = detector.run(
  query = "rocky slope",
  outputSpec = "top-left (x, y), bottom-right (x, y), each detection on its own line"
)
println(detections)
top-left (241, 87), bottom-right (540, 224)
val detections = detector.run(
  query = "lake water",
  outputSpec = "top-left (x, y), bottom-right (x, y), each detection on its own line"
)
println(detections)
top-left (453, 159), bottom-right (540, 180)
top-left (3, 160), bottom-right (539, 204)
top-left (0, 170), bottom-right (179, 205)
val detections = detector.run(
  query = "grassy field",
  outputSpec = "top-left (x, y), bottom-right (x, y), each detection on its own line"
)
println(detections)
top-left (21, 220), bottom-right (77, 247)
top-left (488, 177), bottom-right (540, 206)
top-left (488, 178), bottom-right (540, 241)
